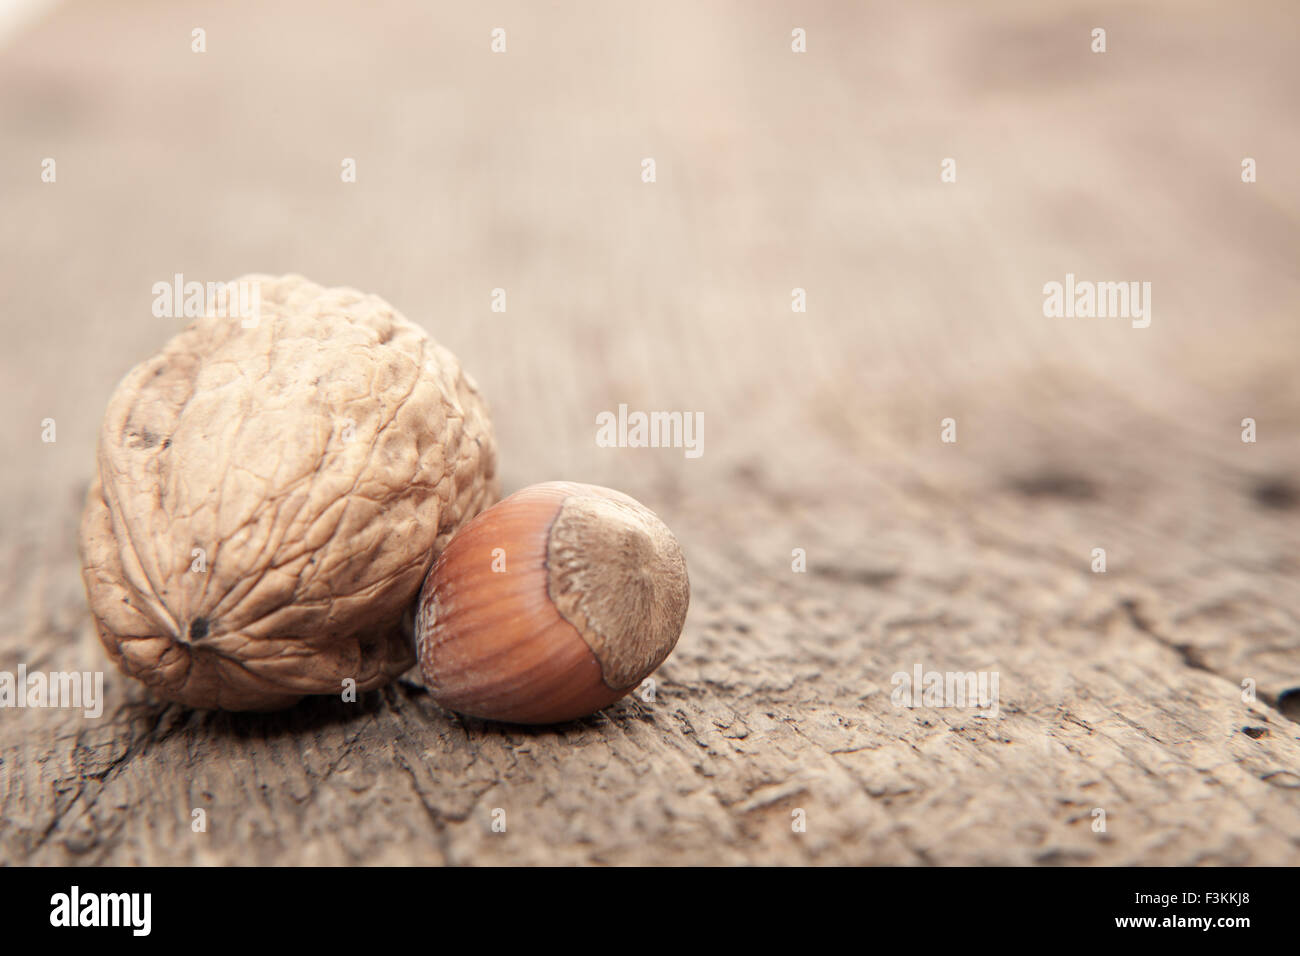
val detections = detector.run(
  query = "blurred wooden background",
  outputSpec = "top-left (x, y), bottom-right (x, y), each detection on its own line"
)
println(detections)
top-left (1, 0), bottom-right (1298, 864)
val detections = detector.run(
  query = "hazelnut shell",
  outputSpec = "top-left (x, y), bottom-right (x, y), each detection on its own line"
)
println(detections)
top-left (415, 482), bottom-right (689, 723)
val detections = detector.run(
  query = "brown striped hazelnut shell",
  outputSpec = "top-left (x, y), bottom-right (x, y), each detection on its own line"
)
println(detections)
top-left (414, 482), bottom-right (689, 724)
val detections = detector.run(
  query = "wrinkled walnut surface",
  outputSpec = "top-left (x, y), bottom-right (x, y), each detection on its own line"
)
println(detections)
top-left (79, 274), bottom-right (498, 710)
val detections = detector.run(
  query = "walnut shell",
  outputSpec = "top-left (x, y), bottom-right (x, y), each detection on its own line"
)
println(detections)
top-left (78, 274), bottom-right (499, 710)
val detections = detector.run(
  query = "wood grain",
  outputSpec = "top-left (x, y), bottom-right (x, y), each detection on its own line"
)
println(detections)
top-left (1, 0), bottom-right (1297, 864)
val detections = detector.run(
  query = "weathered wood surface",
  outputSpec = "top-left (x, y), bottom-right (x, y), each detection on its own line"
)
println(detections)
top-left (1, 0), bottom-right (1298, 865)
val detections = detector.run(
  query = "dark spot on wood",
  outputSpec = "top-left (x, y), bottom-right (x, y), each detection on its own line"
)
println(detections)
top-left (1252, 479), bottom-right (1297, 510)
top-left (189, 617), bottom-right (210, 641)
top-left (814, 565), bottom-right (900, 587)
top-left (1242, 726), bottom-right (1269, 739)
top-left (1010, 471), bottom-right (1098, 501)
top-left (161, 438), bottom-right (171, 449)
top-left (1035, 848), bottom-right (1095, 865)
top-left (731, 461), bottom-right (796, 509)
top-left (1262, 771), bottom-right (1300, 789)
top-left (1278, 688), bottom-right (1300, 721)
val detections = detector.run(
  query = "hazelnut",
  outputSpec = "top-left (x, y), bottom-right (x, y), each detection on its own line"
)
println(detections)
top-left (414, 482), bottom-right (689, 723)
top-left (79, 274), bottom-right (498, 711)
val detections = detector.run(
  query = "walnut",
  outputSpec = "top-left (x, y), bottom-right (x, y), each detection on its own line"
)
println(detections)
top-left (78, 275), bottom-right (499, 710)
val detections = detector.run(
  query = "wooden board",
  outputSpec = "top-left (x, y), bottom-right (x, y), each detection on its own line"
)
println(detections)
top-left (1, 0), bottom-right (1297, 865)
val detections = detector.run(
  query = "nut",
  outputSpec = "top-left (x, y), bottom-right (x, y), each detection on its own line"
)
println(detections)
top-left (414, 482), bottom-right (689, 723)
top-left (79, 274), bottom-right (499, 710)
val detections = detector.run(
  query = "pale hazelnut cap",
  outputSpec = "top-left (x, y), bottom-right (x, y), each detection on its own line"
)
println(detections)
top-left (545, 487), bottom-right (689, 691)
